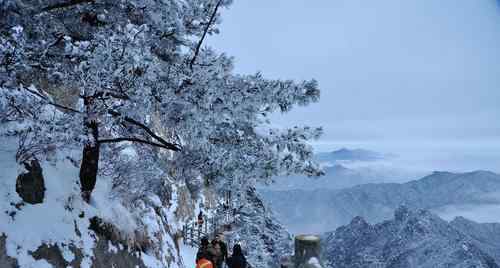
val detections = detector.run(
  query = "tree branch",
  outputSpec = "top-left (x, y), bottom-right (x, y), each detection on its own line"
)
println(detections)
top-left (41, 0), bottom-right (94, 12)
top-left (107, 110), bottom-right (181, 151)
top-left (189, 0), bottom-right (223, 70)
top-left (98, 137), bottom-right (178, 150)
top-left (24, 86), bottom-right (81, 113)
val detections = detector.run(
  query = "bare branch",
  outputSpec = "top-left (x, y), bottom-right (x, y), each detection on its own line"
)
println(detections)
top-left (98, 137), bottom-right (179, 151)
top-left (189, 0), bottom-right (223, 70)
top-left (41, 0), bottom-right (94, 13)
top-left (107, 110), bottom-right (181, 151)
top-left (24, 86), bottom-right (81, 113)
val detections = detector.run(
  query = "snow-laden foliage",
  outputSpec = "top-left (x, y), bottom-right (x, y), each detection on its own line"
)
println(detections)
top-left (1, 1), bottom-right (322, 267)
top-left (0, 0), bottom-right (322, 201)
top-left (226, 187), bottom-right (293, 267)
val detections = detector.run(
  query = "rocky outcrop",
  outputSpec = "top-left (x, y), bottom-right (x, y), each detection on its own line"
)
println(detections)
top-left (451, 217), bottom-right (500, 265)
top-left (16, 160), bottom-right (45, 204)
top-left (0, 232), bottom-right (149, 268)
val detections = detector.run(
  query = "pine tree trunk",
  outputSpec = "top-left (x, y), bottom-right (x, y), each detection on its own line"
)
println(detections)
top-left (79, 119), bottom-right (99, 202)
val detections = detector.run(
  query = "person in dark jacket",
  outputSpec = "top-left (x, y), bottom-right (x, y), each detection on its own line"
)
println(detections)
top-left (211, 234), bottom-right (228, 268)
top-left (197, 237), bottom-right (216, 264)
top-left (226, 244), bottom-right (247, 268)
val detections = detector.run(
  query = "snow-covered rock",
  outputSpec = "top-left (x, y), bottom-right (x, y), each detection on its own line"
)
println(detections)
top-left (450, 216), bottom-right (500, 265)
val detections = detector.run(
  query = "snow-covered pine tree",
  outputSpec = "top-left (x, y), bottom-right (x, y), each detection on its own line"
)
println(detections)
top-left (0, 0), bottom-right (322, 204)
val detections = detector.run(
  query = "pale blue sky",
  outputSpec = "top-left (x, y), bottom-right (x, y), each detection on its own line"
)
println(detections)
top-left (208, 0), bottom-right (500, 144)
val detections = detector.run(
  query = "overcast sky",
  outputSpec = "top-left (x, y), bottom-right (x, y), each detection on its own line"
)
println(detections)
top-left (208, 0), bottom-right (500, 145)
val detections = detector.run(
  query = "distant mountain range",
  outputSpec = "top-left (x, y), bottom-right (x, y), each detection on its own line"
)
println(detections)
top-left (263, 163), bottom-right (425, 191)
top-left (262, 148), bottom-right (424, 191)
top-left (321, 207), bottom-right (500, 268)
top-left (315, 148), bottom-right (390, 163)
top-left (261, 170), bottom-right (500, 233)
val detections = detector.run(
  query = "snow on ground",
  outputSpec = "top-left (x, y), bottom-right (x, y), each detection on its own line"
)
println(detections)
top-left (0, 136), bottom-right (99, 267)
top-left (179, 242), bottom-right (197, 268)
top-left (0, 136), bottom-right (156, 267)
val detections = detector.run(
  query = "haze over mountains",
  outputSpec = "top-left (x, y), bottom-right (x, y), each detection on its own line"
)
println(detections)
top-left (263, 148), bottom-right (426, 191)
top-left (262, 170), bottom-right (500, 234)
top-left (259, 147), bottom-right (500, 267)
top-left (315, 148), bottom-right (390, 162)
top-left (259, 148), bottom-right (500, 236)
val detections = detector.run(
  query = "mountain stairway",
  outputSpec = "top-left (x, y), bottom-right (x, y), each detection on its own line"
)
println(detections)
top-left (182, 191), bottom-right (235, 248)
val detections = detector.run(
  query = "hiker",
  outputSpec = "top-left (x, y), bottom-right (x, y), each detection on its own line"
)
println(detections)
top-left (198, 211), bottom-right (204, 226)
top-left (226, 244), bottom-right (247, 268)
top-left (212, 233), bottom-right (227, 268)
top-left (211, 234), bottom-right (228, 268)
top-left (196, 237), bottom-right (216, 265)
top-left (196, 250), bottom-right (214, 268)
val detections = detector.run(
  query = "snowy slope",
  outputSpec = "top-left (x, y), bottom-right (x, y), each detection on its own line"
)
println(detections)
top-left (0, 136), bottom-right (184, 268)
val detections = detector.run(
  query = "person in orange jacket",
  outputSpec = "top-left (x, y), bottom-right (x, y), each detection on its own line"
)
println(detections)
top-left (196, 251), bottom-right (214, 268)
top-left (196, 237), bottom-right (216, 268)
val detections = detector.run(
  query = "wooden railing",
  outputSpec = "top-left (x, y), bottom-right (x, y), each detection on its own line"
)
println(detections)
top-left (182, 205), bottom-right (235, 247)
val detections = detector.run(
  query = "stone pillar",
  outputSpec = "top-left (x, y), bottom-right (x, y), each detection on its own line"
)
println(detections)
top-left (294, 235), bottom-right (321, 268)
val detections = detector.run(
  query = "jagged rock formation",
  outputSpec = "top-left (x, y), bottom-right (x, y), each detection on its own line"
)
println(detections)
top-left (450, 217), bottom-right (500, 264)
top-left (321, 207), bottom-right (499, 268)
top-left (261, 171), bottom-right (500, 233)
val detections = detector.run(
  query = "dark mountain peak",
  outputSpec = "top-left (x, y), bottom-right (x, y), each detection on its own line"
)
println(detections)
top-left (328, 164), bottom-right (351, 172)
top-left (391, 207), bottom-right (447, 238)
top-left (349, 216), bottom-right (370, 228)
top-left (316, 148), bottom-right (386, 163)
top-left (322, 207), bottom-right (500, 268)
top-left (430, 170), bottom-right (455, 176)
top-left (451, 216), bottom-right (475, 225)
top-left (411, 170), bottom-right (500, 190)
top-left (328, 216), bottom-right (374, 242)
top-left (427, 170), bottom-right (499, 179)
top-left (336, 147), bottom-right (350, 153)
top-left (468, 170), bottom-right (497, 175)
top-left (463, 170), bottom-right (500, 178)
top-left (420, 171), bottom-right (457, 181)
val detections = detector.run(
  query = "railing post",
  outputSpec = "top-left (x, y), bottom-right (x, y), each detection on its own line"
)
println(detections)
top-left (204, 216), bottom-right (208, 235)
top-left (182, 224), bottom-right (187, 245)
top-left (197, 221), bottom-right (201, 244)
top-left (189, 223), bottom-right (194, 246)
